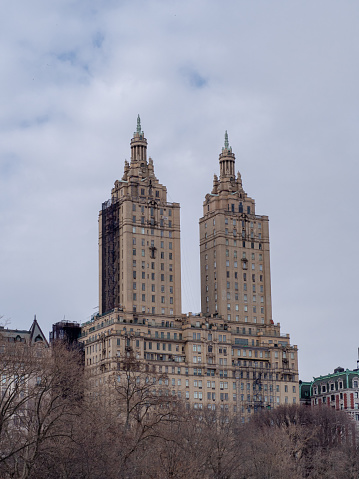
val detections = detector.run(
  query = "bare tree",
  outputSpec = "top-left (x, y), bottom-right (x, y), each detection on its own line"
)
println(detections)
top-left (105, 353), bottom-right (178, 477)
top-left (0, 341), bottom-right (84, 479)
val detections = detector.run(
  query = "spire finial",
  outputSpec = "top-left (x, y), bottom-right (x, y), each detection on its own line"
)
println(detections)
top-left (136, 114), bottom-right (141, 133)
top-left (224, 130), bottom-right (229, 149)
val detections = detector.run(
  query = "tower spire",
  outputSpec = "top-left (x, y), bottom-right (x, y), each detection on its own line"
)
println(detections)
top-left (131, 115), bottom-right (147, 163)
top-left (219, 131), bottom-right (235, 178)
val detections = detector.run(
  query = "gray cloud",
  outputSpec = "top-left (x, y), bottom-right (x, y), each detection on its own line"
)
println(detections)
top-left (1, 0), bottom-right (359, 380)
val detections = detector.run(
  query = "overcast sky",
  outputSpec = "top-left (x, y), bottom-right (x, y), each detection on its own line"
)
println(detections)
top-left (1, 0), bottom-right (358, 381)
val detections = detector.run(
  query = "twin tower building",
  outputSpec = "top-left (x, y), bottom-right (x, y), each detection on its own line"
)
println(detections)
top-left (81, 118), bottom-right (299, 415)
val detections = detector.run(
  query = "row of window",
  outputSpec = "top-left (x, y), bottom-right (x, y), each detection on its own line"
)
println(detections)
top-left (204, 229), bottom-right (262, 240)
top-left (132, 294), bottom-right (174, 304)
top-left (133, 216), bottom-right (173, 228)
top-left (186, 392), bottom-right (295, 405)
top-left (209, 284), bottom-right (264, 294)
top-left (133, 306), bottom-right (174, 314)
top-left (132, 227), bottom-right (174, 237)
top-left (205, 251), bottom-right (263, 261)
top-left (128, 187), bottom-right (161, 198)
top-left (205, 273), bottom-right (264, 284)
top-left (205, 219), bottom-right (261, 229)
top-left (144, 342), bottom-right (181, 351)
top-left (208, 308), bottom-right (265, 318)
top-left (132, 274), bottom-right (174, 287)
top-left (144, 353), bottom-right (184, 362)
top-left (133, 267), bottom-right (173, 279)
top-left (151, 331), bottom-right (182, 340)
top-left (313, 380), bottom-right (359, 394)
top-left (132, 204), bottom-right (172, 216)
top-left (133, 244), bottom-right (173, 256)
top-left (205, 241), bottom-right (262, 250)
top-left (205, 229), bottom-right (263, 240)
top-left (206, 261), bottom-right (263, 271)
top-left (133, 281), bottom-right (174, 293)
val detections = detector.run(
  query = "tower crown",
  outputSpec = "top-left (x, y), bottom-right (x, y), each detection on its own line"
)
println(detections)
top-left (130, 114), bottom-right (148, 163)
top-left (219, 130), bottom-right (235, 178)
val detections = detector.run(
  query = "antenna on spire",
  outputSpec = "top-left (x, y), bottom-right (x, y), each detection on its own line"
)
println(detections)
top-left (137, 114), bottom-right (141, 133)
top-left (224, 130), bottom-right (229, 149)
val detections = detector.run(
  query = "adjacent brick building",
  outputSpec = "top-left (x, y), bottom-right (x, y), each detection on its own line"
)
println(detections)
top-left (300, 367), bottom-right (359, 422)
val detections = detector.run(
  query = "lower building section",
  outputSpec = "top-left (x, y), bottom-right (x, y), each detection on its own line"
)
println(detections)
top-left (80, 309), bottom-right (299, 417)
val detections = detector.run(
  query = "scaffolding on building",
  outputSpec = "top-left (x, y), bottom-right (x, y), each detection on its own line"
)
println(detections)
top-left (101, 200), bottom-right (120, 314)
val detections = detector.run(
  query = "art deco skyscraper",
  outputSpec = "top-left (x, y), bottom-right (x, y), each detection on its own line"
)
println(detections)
top-left (99, 117), bottom-right (181, 316)
top-left (199, 132), bottom-right (272, 325)
top-left (81, 123), bottom-right (299, 414)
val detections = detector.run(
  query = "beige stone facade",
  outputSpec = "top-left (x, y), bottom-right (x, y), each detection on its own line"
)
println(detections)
top-left (81, 123), bottom-right (299, 418)
top-left (99, 117), bottom-right (181, 317)
top-left (200, 132), bottom-right (272, 324)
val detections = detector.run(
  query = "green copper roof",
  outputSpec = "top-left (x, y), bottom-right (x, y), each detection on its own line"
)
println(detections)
top-left (224, 130), bottom-right (229, 149)
top-left (136, 114), bottom-right (141, 133)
